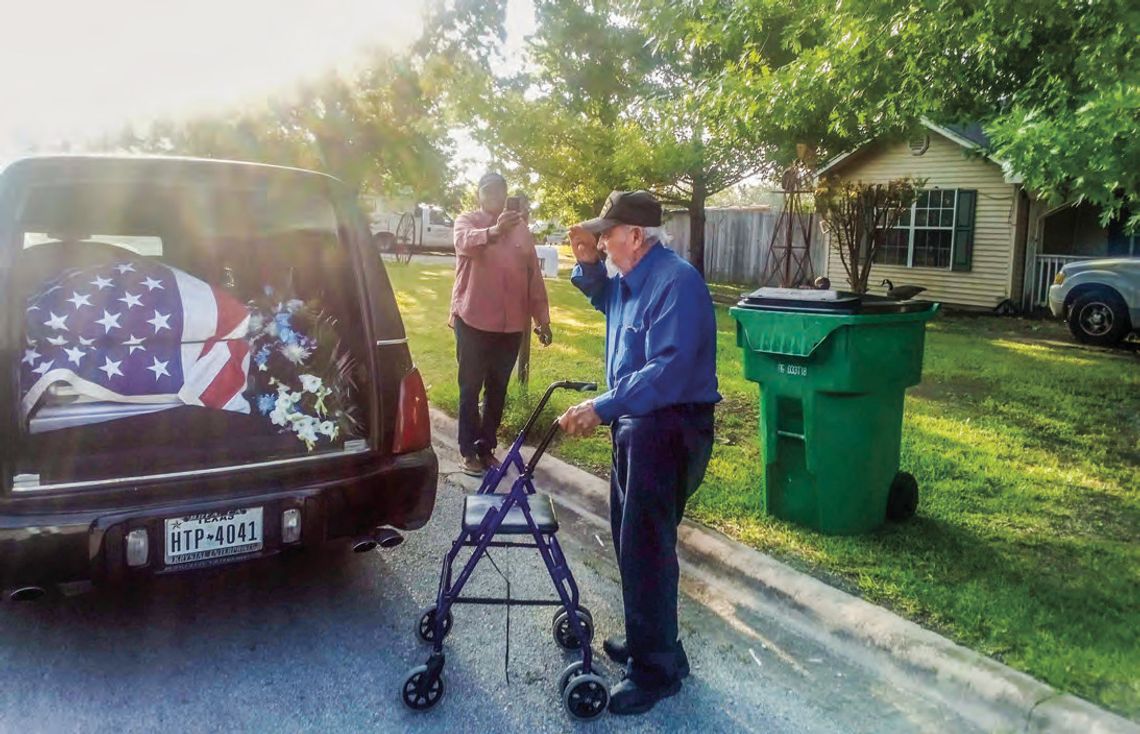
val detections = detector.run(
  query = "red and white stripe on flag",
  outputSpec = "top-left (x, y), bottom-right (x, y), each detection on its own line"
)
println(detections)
top-left (173, 269), bottom-right (251, 413)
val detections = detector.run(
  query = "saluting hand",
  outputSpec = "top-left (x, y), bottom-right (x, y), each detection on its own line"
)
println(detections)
top-left (568, 225), bottom-right (601, 264)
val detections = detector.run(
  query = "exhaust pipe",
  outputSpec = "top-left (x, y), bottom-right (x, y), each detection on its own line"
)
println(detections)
top-left (352, 537), bottom-right (378, 554)
top-left (351, 527), bottom-right (404, 553)
top-left (373, 527), bottom-right (404, 550)
top-left (8, 586), bottom-right (46, 602)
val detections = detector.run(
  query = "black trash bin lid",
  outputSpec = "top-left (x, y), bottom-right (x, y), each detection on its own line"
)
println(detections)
top-left (737, 287), bottom-right (931, 314)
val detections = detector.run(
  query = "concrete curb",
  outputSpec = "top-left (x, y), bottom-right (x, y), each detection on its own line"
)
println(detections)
top-left (429, 408), bottom-right (1138, 734)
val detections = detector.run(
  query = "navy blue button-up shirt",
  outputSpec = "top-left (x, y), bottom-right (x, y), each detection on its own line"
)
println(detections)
top-left (571, 243), bottom-right (721, 422)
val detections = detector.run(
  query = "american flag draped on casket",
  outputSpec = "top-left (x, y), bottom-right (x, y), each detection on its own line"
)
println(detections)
top-left (21, 261), bottom-right (251, 428)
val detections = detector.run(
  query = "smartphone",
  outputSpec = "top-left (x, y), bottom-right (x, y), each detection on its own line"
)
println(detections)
top-left (506, 196), bottom-right (522, 213)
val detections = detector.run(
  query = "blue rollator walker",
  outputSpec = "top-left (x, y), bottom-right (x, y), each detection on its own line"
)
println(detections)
top-left (400, 381), bottom-right (609, 721)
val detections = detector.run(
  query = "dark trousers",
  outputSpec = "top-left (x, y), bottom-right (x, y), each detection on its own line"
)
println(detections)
top-left (610, 403), bottom-right (715, 688)
top-left (454, 317), bottom-right (523, 459)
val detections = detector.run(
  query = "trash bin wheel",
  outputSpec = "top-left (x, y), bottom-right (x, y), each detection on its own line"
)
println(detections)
top-left (887, 471), bottom-right (919, 521)
top-left (401, 664), bottom-right (445, 710)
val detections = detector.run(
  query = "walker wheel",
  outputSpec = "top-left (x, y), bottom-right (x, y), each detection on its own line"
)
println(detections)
top-left (401, 664), bottom-right (445, 711)
top-left (558, 660), bottom-right (586, 694)
top-left (563, 673), bottom-right (608, 721)
top-left (415, 605), bottom-right (453, 644)
top-left (551, 604), bottom-right (591, 628)
top-left (552, 607), bottom-right (594, 650)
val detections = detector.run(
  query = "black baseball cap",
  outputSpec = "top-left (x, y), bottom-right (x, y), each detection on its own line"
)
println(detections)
top-left (577, 190), bottom-right (662, 233)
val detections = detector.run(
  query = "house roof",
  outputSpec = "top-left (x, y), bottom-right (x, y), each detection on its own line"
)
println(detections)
top-left (816, 119), bottom-right (1021, 184)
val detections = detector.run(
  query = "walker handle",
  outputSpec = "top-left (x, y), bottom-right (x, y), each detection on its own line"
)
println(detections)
top-left (517, 381), bottom-right (599, 445)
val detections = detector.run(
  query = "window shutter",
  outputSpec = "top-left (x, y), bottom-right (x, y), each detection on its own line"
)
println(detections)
top-left (952, 190), bottom-right (976, 272)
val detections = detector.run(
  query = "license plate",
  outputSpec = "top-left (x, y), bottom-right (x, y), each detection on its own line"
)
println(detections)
top-left (164, 507), bottom-right (263, 566)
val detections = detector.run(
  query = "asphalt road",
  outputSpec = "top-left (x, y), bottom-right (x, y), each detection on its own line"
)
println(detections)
top-left (0, 437), bottom-right (978, 733)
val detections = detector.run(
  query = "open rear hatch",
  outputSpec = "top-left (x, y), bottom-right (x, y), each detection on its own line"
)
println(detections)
top-left (8, 166), bottom-right (375, 488)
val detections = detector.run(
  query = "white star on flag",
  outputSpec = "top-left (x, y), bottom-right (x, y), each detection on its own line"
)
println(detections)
top-left (147, 358), bottom-right (171, 380)
top-left (124, 335), bottom-right (147, 354)
top-left (22, 348), bottom-right (41, 366)
top-left (78, 336), bottom-right (95, 346)
top-left (32, 360), bottom-right (54, 376)
top-left (99, 357), bottom-right (123, 379)
top-left (90, 275), bottom-right (114, 290)
top-left (46, 335), bottom-right (68, 346)
top-left (45, 312), bottom-right (69, 331)
top-left (67, 292), bottom-right (92, 309)
top-left (147, 310), bottom-right (171, 333)
top-left (141, 276), bottom-right (164, 291)
top-left (96, 310), bottom-right (122, 333)
top-left (64, 346), bottom-right (86, 365)
top-left (115, 263), bottom-right (137, 275)
top-left (118, 292), bottom-right (144, 309)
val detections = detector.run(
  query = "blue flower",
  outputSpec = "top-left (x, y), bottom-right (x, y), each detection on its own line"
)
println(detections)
top-left (278, 326), bottom-right (298, 345)
top-left (255, 346), bottom-right (271, 366)
top-left (256, 393), bottom-right (275, 416)
top-left (275, 312), bottom-right (292, 330)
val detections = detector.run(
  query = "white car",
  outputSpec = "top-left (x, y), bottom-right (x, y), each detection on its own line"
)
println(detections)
top-left (1048, 257), bottom-right (1140, 346)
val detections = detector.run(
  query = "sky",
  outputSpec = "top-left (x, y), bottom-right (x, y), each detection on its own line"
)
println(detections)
top-left (0, 0), bottom-right (434, 160)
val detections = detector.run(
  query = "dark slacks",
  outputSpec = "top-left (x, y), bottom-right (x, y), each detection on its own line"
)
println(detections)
top-left (454, 317), bottom-right (523, 459)
top-left (609, 402), bottom-right (715, 687)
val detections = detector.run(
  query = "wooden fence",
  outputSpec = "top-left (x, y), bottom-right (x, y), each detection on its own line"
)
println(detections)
top-left (662, 207), bottom-right (826, 286)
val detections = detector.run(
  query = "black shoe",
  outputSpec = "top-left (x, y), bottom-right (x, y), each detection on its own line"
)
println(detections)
top-left (602, 637), bottom-right (691, 678)
top-left (607, 676), bottom-right (682, 715)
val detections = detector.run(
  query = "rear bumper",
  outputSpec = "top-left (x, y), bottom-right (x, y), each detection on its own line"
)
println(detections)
top-left (0, 447), bottom-right (437, 588)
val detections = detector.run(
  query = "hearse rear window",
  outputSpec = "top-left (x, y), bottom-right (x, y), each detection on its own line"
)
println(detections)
top-left (10, 176), bottom-right (371, 486)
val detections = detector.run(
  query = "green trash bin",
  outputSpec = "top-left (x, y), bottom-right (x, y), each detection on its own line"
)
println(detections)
top-left (730, 289), bottom-right (939, 535)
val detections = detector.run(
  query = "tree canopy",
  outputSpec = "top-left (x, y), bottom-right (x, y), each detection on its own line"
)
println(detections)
top-left (696, 0), bottom-right (1139, 228)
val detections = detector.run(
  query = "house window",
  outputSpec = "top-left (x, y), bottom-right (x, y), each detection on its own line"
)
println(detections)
top-left (875, 189), bottom-right (959, 269)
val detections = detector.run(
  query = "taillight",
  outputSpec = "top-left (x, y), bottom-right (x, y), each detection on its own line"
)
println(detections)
top-left (392, 367), bottom-right (431, 454)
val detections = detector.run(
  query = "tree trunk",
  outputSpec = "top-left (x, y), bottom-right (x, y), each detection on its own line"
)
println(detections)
top-left (688, 179), bottom-right (708, 279)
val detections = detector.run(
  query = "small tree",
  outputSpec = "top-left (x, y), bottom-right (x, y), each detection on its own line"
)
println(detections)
top-left (815, 176), bottom-right (923, 294)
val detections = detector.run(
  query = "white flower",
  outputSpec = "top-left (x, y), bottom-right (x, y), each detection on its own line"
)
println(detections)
top-left (319, 420), bottom-right (338, 439)
top-left (295, 416), bottom-right (320, 446)
top-left (269, 406), bottom-right (291, 427)
top-left (281, 342), bottom-right (311, 365)
top-left (300, 374), bottom-right (323, 393)
top-left (286, 299), bottom-right (305, 313)
top-left (247, 313), bottom-right (265, 334)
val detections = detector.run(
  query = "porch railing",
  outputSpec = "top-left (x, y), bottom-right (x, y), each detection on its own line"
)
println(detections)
top-left (1031, 254), bottom-right (1095, 308)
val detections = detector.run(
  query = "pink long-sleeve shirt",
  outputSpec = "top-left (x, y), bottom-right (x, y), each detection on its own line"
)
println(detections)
top-left (449, 209), bottom-right (551, 333)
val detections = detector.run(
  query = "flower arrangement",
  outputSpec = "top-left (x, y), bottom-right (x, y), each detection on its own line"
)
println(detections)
top-left (245, 290), bottom-right (362, 450)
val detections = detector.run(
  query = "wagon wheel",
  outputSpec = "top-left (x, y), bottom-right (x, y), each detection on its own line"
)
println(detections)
top-left (395, 212), bottom-right (416, 264)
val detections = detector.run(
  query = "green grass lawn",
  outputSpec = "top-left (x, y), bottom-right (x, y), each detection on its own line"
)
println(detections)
top-left (386, 258), bottom-right (1140, 718)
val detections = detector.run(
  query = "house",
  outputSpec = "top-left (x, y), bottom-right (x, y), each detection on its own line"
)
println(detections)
top-left (817, 120), bottom-right (1138, 310)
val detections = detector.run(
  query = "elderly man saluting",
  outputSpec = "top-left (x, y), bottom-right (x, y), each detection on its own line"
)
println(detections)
top-left (559, 190), bottom-right (720, 715)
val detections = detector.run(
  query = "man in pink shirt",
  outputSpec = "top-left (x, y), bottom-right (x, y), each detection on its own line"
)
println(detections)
top-left (451, 172), bottom-right (553, 476)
